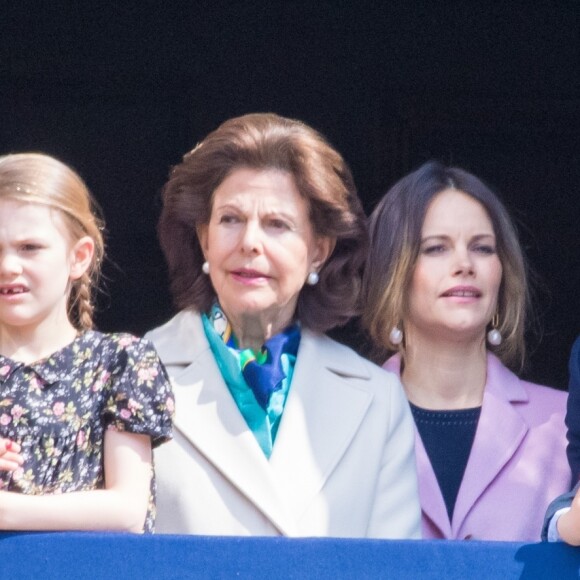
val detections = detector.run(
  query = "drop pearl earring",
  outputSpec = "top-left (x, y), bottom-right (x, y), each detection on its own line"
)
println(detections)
top-left (487, 328), bottom-right (502, 346)
top-left (487, 314), bottom-right (502, 346)
top-left (389, 327), bottom-right (403, 345)
top-left (202, 261), bottom-right (210, 275)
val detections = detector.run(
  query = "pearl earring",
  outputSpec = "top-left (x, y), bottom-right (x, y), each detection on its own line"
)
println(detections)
top-left (202, 261), bottom-right (210, 275)
top-left (487, 314), bottom-right (502, 346)
top-left (389, 326), bottom-right (403, 346)
top-left (306, 271), bottom-right (319, 286)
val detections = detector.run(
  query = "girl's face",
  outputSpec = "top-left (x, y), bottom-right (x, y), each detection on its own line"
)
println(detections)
top-left (406, 188), bottom-right (503, 345)
top-left (0, 199), bottom-right (93, 336)
top-left (198, 167), bottom-right (333, 334)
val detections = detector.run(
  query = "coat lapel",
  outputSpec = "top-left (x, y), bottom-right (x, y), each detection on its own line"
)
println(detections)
top-left (384, 355), bottom-right (452, 534)
top-left (415, 432), bottom-right (454, 537)
top-left (451, 356), bottom-right (529, 536)
top-left (268, 330), bottom-right (375, 519)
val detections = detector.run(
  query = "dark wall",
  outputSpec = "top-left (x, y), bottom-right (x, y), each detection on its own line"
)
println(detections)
top-left (1, 2), bottom-right (579, 388)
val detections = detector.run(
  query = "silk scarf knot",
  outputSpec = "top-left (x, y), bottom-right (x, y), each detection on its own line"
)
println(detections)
top-left (208, 304), bottom-right (301, 410)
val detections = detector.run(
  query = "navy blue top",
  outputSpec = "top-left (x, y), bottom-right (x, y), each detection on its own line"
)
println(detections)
top-left (410, 403), bottom-right (481, 521)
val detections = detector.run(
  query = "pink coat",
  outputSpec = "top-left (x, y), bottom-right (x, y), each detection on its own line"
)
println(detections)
top-left (384, 353), bottom-right (570, 541)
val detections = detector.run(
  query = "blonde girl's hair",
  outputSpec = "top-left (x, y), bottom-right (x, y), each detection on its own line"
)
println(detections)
top-left (0, 153), bottom-right (105, 331)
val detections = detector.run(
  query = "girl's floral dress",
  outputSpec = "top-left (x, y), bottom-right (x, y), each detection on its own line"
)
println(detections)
top-left (0, 331), bottom-right (174, 532)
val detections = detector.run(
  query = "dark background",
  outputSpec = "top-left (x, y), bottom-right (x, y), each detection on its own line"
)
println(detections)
top-left (1, 2), bottom-right (578, 388)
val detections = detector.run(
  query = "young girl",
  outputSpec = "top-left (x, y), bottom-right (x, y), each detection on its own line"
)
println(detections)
top-left (0, 152), bottom-right (173, 532)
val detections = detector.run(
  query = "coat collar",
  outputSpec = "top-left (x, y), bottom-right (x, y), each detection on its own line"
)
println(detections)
top-left (146, 309), bottom-right (207, 365)
top-left (149, 311), bottom-right (374, 535)
top-left (384, 352), bottom-right (529, 538)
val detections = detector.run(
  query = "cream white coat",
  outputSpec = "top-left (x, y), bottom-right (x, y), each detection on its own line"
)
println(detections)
top-left (146, 310), bottom-right (421, 538)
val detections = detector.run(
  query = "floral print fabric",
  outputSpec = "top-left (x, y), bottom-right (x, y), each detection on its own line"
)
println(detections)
top-left (0, 331), bottom-right (174, 532)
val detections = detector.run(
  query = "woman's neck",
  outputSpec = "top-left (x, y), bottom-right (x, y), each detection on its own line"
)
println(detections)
top-left (0, 317), bottom-right (78, 364)
top-left (401, 334), bottom-right (487, 410)
top-left (227, 309), bottom-right (292, 352)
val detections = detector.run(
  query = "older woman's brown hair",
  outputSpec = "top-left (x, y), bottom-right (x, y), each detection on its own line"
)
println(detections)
top-left (158, 113), bottom-right (368, 333)
top-left (362, 160), bottom-right (530, 371)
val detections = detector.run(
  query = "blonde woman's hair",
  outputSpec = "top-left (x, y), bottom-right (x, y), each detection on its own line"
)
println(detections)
top-left (0, 153), bottom-right (105, 330)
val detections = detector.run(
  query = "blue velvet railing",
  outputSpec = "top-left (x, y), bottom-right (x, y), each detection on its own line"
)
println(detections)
top-left (1, 533), bottom-right (580, 579)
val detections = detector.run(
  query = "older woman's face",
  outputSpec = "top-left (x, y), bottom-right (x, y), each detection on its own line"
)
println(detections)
top-left (198, 168), bottom-right (332, 332)
top-left (406, 188), bottom-right (502, 344)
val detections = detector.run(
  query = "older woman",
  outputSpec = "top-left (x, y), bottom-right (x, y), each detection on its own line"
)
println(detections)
top-left (146, 113), bottom-right (421, 538)
top-left (362, 160), bottom-right (569, 541)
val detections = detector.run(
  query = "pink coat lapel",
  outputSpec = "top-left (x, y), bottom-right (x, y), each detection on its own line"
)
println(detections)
top-left (383, 355), bottom-right (453, 536)
top-left (452, 357), bottom-right (528, 535)
top-left (414, 429), bottom-right (452, 536)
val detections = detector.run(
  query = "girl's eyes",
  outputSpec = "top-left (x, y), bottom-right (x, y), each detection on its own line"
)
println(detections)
top-left (20, 243), bottom-right (43, 252)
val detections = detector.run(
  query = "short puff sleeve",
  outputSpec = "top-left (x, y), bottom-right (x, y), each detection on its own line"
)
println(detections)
top-left (101, 334), bottom-right (174, 447)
